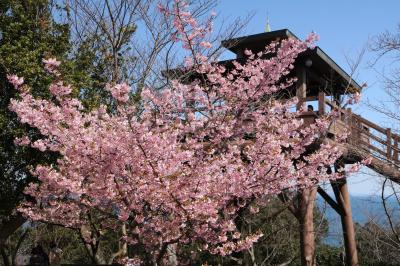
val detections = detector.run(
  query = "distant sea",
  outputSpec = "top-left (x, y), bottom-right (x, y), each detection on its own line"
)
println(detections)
top-left (316, 195), bottom-right (400, 246)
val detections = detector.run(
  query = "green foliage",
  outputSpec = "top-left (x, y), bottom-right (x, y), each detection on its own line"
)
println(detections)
top-left (0, 0), bottom-right (116, 217)
top-left (1, 223), bottom-right (91, 265)
top-left (0, 0), bottom-right (72, 95)
top-left (0, 0), bottom-right (71, 217)
top-left (0, 1), bottom-right (132, 264)
top-left (315, 244), bottom-right (343, 266)
top-left (2, 221), bottom-right (127, 265)
top-left (26, 224), bottom-right (91, 264)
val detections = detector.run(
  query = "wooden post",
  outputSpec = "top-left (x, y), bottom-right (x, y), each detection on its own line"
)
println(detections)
top-left (296, 67), bottom-right (307, 111)
top-left (346, 108), bottom-right (353, 144)
top-left (387, 128), bottom-right (392, 160)
top-left (295, 66), bottom-right (317, 266)
top-left (394, 136), bottom-right (399, 162)
top-left (299, 187), bottom-right (318, 266)
top-left (333, 93), bottom-right (341, 107)
top-left (331, 165), bottom-right (358, 266)
top-left (318, 92), bottom-right (325, 115)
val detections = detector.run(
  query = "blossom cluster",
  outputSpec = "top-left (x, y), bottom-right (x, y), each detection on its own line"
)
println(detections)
top-left (7, 74), bottom-right (24, 89)
top-left (106, 83), bottom-right (130, 103)
top-left (158, 0), bottom-right (214, 66)
top-left (43, 58), bottom-right (61, 75)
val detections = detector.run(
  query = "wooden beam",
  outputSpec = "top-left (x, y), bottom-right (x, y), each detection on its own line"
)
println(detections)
top-left (331, 165), bottom-right (358, 266)
top-left (317, 186), bottom-right (343, 215)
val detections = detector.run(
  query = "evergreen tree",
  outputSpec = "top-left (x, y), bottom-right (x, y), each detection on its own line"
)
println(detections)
top-left (0, 1), bottom-right (72, 259)
top-left (0, 1), bottom-right (137, 263)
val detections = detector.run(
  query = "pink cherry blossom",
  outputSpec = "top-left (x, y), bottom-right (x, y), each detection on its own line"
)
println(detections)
top-left (347, 92), bottom-right (361, 104)
top-left (8, 2), bottom-right (361, 264)
top-left (43, 58), bottom-right (61, 74)
top-left (49, 82), bottom-right (72, 97)
top-left (7, 74), bottom-right (24, 89)
top-left (106, 83), bottom-right (130, 103)
top-left (14, 136), bottom-right (30, 146)
top-left (361, 156), bottom-right (373, 165)
top-left (200, 41), bottom-right (212, 48)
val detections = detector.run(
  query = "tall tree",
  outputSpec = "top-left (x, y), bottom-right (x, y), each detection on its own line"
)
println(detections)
top-left (0, 1), bottom-right (76, 264)
top-left (55, 1), bottom-right (250, 263)
top-left (9, 2), bottom-right (361, 264)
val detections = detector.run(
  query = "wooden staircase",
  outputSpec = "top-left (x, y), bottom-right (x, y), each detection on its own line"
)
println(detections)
top-left (300, 92), bottom-right (400, 183)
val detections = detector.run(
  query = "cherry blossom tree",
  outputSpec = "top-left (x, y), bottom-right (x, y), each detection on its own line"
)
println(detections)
top-left (8, 1), bottom-right (350, 264)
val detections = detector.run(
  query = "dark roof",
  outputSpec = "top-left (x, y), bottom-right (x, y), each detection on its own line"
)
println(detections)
top-left (221, 29), bottom-right (362, 94)
top-left (221, 29), bottom-right (297, 54)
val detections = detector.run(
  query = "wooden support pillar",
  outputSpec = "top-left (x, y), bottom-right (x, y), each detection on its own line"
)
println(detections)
top-left (331, 165), bottom-right (358, 266)
top-left (296, 67), bottom-right (307, 111)
top-left (318, 92), bottom-right (325, 115)
top-left (299, 187), bottom-right (318, 266)
top-left (295, 66), bottom-right (317, 265)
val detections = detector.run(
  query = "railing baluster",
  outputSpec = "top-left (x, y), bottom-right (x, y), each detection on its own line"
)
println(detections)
top-left (386, 128), bottom-right (392, 160)
top-left (394, 136), bottom-right (399, 162)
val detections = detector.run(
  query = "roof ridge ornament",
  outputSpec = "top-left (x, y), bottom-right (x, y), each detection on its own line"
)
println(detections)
top-left (265, 13), bottom-right (271, 32)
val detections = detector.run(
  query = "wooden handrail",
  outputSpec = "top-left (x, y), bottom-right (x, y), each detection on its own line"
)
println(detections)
top-left (359, 140), bottom-right (388, 157)
top-left (313, 93), bottom-right (400, 164)
top-left (352, 114), bottom-right (386, 133)
top-left (356, 129), bottom-right (386, 146)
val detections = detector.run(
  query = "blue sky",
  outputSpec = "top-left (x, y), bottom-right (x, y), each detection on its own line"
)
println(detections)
top-left (216, 0), bottom-right (400, 195)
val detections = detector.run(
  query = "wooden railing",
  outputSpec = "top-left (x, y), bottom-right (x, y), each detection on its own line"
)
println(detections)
top-left (300, 92), bottom-right (400, 166)
top-left (349, 114), bottom-right (400, 164)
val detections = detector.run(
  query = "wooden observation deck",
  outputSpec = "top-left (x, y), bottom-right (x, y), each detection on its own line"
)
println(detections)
top-left (222, 29), bottom-right (400, 182)
top-left (222, 29), bottom-right (400, 266)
